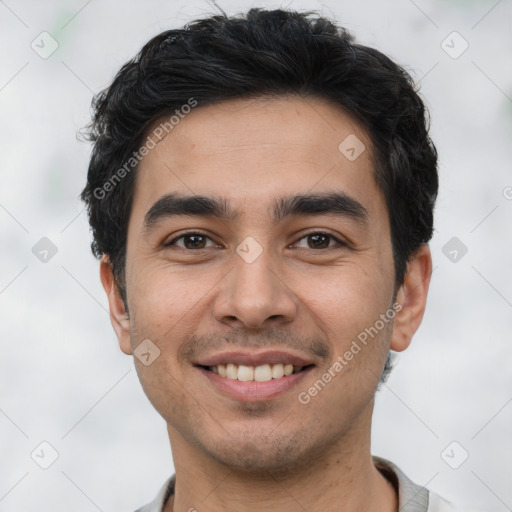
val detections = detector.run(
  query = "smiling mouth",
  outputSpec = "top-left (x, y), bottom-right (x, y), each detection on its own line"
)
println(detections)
top-left (199, 363), bottom-right (314, 382)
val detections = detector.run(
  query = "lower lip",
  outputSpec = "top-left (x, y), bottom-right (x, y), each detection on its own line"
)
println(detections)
top-left (197, 366), bottom-right (314, 402)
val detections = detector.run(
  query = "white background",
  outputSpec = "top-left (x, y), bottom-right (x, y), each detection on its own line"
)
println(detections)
top-left (1, 0), bottom-right (511, 510)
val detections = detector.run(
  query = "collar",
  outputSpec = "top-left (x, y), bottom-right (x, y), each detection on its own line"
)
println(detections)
top-left (136, 456), bottom-right (432, 512)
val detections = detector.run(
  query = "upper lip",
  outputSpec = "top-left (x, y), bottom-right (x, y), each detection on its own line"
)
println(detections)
top-left (194, 350), bottom-right (315, 368)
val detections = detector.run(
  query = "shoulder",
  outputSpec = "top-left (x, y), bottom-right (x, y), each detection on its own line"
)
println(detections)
top-left (373, 456), bottom-right (483, 512)
top-left (132, 475), bottom-right (175, 512)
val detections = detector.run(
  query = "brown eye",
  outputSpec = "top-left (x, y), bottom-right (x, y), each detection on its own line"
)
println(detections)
top-left (307, 233), bottom-right (331, 249)
top-left (166, 233), bottom-right (216, 249)
top-left (183, 234), bottom-right (207, 249)
top-left (295, 232), bottom-right (342, 250)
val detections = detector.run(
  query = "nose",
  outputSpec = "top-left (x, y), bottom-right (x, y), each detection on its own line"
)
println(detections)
top-left (213, 247), bottom-right (298, 330)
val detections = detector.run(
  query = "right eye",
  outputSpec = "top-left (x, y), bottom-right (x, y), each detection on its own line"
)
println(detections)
top-left (165, 232), bottom-right (219, 250)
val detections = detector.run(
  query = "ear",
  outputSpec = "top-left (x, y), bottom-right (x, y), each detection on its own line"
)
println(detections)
top-left (390, 244), bottom-right (432, 352)
top-left (99, 255), bottom-right (133, 355)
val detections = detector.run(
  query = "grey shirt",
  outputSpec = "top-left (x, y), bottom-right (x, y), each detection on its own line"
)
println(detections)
top-left (135, 456), bottom-right (464, 511)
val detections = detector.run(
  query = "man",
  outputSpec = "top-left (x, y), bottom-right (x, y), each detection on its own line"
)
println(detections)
top-left (81, 7), bottom-right (467, 512)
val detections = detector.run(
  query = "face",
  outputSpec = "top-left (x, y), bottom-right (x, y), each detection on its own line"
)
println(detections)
top-left (101, 96), bottom-right (431, 472)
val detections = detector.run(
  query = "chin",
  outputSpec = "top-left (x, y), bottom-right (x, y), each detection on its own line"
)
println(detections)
top-left (212, 447), bottom-right (300, 473)
top-left (201, 429), bottom-right (323, 475)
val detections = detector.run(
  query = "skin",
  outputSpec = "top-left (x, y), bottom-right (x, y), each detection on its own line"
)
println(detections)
top-left (100, 96), bottom-right (432, 512)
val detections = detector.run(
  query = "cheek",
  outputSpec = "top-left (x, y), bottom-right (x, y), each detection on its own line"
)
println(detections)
top-left (126, 269), bottom-right (202, 410)
top-left (133, 254), bottom-right (211, 302)
top-left (127, 265), bottom-right (206, 343)
top-left (297, 259), bottom-right (393, 338)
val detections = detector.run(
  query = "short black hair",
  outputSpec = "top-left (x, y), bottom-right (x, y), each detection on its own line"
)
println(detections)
top-left (81, 7), bottom-right (438, 306)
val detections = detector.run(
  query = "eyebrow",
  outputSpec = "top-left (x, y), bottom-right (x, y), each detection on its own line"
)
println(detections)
top-left (272, 192), bottom-right (368, 225)
top-left (142, 191), bottom-right (369, 232)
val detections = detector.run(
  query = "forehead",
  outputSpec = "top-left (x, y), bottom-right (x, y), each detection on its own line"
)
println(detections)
top-left (131, 95), bottom-right (384, 222)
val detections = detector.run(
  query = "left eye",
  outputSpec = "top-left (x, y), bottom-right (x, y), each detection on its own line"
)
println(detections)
top-left (167, 234), bottom-right (218, 249)
top-left (294, 233), bottom-right (343, 249)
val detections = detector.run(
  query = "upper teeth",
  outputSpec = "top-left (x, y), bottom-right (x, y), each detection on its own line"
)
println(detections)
top-left (210, 363), bottom-right (301, 382)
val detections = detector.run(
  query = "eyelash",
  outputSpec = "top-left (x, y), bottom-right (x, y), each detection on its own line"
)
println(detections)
top-left (164, 231), bottom-right (347, 250)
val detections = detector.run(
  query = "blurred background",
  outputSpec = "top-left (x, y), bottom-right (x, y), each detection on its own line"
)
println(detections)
top-left (1, 0), bottom-right (511, 510)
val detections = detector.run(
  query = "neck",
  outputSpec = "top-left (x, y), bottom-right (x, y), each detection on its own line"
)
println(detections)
top-left (164, 406), bottom-right (397, 512)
